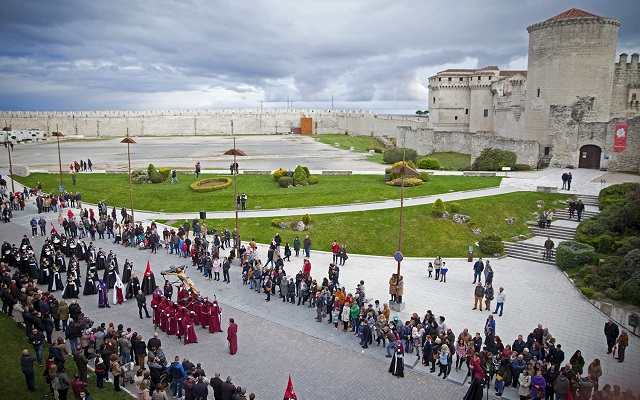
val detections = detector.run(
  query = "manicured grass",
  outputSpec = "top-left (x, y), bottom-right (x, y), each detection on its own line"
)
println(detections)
top-left (194, 192), bottom-right (570, 258)
top-left (313, 134), bottom-right (390, 162)
top-left (0, 315), bottom-right (133, 400)
top-left (424, 152), bottom-right (471, 171)
top-left (14, 173), bottom-right (501, 213)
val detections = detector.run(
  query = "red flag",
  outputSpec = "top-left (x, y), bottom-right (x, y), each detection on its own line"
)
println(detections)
top-left (144, 260), bottom-right (153, 276)
top-left (614, 122), bottom-right (628, 152)
top-left (283, 375), bottom-right (297, 400)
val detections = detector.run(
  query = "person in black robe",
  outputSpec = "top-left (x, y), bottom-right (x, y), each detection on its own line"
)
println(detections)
top-left (122, 260), bottom-right (133, 284)
top-left (49, 265), bottom-right (65, 292)
top-left (27, 254), bottom-right (39, 280)
top-left (97, 279), bottom-right (110, 308)
top-left (107, 250), bottom-right (118, 271)
top-left (52, 233), bottom-right (62, 253)
top-left (126, 275), bottom-right (141, 299)
top-left (38, 258), bottom-right (51, 285)
top-left (84, 267), bottom-right (98, 295)
top-left (96, 248), bottom-right (107, 270)
top-left (141, 262), bottom-right (156, 295)
top-left (67, 238), bottom-right (77, 258)
top-left (1, 240), bottom-right (12, 263)
top-left (103, 261), bottom-right (117, 289)
top-left (55, 250), bottom-right (66, 273)
top-left (62, 273), bottom-right (79, 299)
top-left (389, 340), bottom-right (405, 378)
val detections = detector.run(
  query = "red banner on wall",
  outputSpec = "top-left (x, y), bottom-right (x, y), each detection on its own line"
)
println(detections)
top-left (614, 122), bottom-right (628, 152)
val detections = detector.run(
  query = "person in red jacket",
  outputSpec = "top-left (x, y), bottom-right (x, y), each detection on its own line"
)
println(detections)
top-left (331, 240), bottom-right (340, 264)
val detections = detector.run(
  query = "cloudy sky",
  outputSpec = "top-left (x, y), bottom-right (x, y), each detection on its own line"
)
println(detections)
top-left (1, 0), bottom-right (638, 114)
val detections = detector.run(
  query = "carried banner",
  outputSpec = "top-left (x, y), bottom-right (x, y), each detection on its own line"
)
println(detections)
top-left (614, 122), bottom-right (628, 152)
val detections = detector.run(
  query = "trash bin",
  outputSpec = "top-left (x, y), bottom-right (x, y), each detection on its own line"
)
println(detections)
top-left (467, 245), bottom-right (474, 262)
top-left (199, 211), bottom-right (206, 220)
top-left (629, 314), bottom-right (639, 328)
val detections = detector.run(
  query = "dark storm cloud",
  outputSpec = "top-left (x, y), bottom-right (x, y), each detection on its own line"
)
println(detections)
top-left (0, 0), bottom-right (638, 113)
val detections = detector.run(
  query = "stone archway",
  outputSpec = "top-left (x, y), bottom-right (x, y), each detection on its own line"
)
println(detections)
top-left (578, 145), bottom-right (602, 169)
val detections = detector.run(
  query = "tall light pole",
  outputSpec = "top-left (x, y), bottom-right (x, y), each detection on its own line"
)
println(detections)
top-left (120, 129), bottom-right (136, 223)
top-left (2, 122), bottom-right (14, 192)
top-left (51, 125), bottom-right (64, 191)
top-left (388, 143), bottom-right (419, 311)
top-left (224, 137), bottom-right (247, 251)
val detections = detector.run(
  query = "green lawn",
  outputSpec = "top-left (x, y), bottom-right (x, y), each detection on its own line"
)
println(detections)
top-left (424, 152), bottom-right (471, 171)
top-left (194, 192), bottom-right (570, 258)
top-left (0, 315), bottom-right (133, 400)
top-left (313, 134), bottom-right (390, 163)
top-left (14, 173), bottom-right (502, 213)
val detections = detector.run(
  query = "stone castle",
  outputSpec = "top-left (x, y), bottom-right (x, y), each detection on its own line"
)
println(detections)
top-left (1, 9), bottom-right (638, 171)
top-left (427, 8), bottom-right (640, 171)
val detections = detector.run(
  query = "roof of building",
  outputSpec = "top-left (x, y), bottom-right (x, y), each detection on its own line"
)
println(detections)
top-left (499, 70), bottom-right (527, 78)
top-left (547, 8), bottom-right (599, 21)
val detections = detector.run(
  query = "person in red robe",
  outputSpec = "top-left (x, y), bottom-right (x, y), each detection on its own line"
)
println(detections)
top-left (192, 301), bottom-right (202, 325)
top-left (186, 295), bottom-right (197, 312)
top-left (209, 300), bottom-right (222, 333)
top-left (151, 293), bottom-right (161, 326)
top-left (182, 312), bottom-right (198, 344)
top-left (166, 303), bottom-right (177, 336)
top-left (177, 285), bottom-right (188, 306)
top-left (200, 300), bottom-right (210, 328)
top-left (156, 297), bottom-right (167, 328)
top-left (160, 300), bottom-right (172, 332)
top-left (175, 306), bottom-right (185, 340)
top-left (227, 318), bottom-right (238, 355)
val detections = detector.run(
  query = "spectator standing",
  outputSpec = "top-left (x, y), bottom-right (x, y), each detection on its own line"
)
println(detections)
top-left (493, 287), bottom-right (506, 317)
top-left (472, 258), bottom-right (484, 284)
top-left (20, 349), bottom-right (37, 392)
top-left (604, 318), bottom-right (619, 354)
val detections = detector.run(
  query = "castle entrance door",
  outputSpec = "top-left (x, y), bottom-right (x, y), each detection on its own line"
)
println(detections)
top-left (578, 145), bottom-right (601, 169)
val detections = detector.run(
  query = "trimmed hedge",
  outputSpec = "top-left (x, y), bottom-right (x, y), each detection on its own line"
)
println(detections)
top-left (189, 177), bottom-right (232, 193)
top-left (419, 172), bottom-right (430, 182)
top-left (417, 157), bottom-right (440, 170)
top-left (271, 218), bottom-right (282, 227)
top-left (278, 176), bottom-right (293, 188)
top-left (555, 240), bottom-right (595, 271)
top-left (293, 165), bottom-right (307, 185)
top-left (478, 234), bottom-right (504, 254)
top-left (158, 167), bottom-right (172, 181)
top-left (273, 169), bottom-right (288, 182)
top-left (432, 199), bottom-right (446, 217)
top-left (449, 202), bottom-right (461, 213)
top-left (302, 214), bottom-right (311, 225)
top-left (472, 148), bottom-right (517, 171)
top-left (512, 163), bottom-right (532, 171)
top-left (147, 163), bottom-right (163, 183)
top-left (383, 147), bottom-right (419, 164)
top-left (308, 175), bottom-right (320, 185)
top-left (385, 177), bottom-right (422, 187)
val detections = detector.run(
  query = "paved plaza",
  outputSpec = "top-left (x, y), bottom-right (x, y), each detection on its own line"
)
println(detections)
top-left (1, 137), bottom-right (640, 398)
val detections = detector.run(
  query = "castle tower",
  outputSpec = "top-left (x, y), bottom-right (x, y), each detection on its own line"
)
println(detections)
top-left (524, 8), bottom-right (620, 150)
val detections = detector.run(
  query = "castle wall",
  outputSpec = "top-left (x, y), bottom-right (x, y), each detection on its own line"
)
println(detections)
top-left (524, 17), bottom-right (620, 148)
top-left (469, 85), bottom-right (494, 132)
top-left (611, 53), bottom-right (640, 119)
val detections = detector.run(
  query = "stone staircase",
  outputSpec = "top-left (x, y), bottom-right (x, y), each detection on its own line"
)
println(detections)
top-left (529, 225), bottom-right (576, 241)
top-left (503, 241), bottom-right (556, 265)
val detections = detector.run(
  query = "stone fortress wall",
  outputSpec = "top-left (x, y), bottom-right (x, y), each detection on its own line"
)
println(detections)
top-left (0, 109), bottom-right (400, 137)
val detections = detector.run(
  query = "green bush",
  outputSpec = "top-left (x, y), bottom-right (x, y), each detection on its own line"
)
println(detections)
top-left (417, 157), bottom-right (440, 170)
top-left (273, 169), bottom-right (288, 182)
top-left (432, 199), bottom-right (446, 217)
top-left (278, 176), bottom-right (293, 188)
top-left (580, 287), bottom-right (595, 299)
top-left (302, 166), bottom-right (310, 178)
top-left (458, 165), bottom-right (472, 171)
top-left (598, 234), bottom-right (614, 254)
top-left (614, 236), bottom-right (640, 256)
top-left (293, 165), bottom-right (308, 185)
top-left (387, 160), bottom-right (418, 180)
top-left (623, 249), bottom-right (640, 284)
top-left (158, 167), bottom-right (172, 181)
top-left (599, 182), bottom-right (640, 210)
top-left (271, 218), bottom-right (282, 227)
top-left (604, 288), bottom-right (623, 301)
top-left (149, 169), bottom-right (163, 183)
top-left (189, 177), bottom-right (233, 193)
top-left (449, 202), bottom-right (461, 213)
top-left (472, 148), bottom-right (517, 171)
top-left (383, 147), bottom-right (419, 164)
top-left (478, 234), bottom-right (504, 254)
top-left (386, 177), bottom-right (423, 187)
top-left (619, 278), bottom-right (640, 305)
top-left (308, 175), bottom-right (320, 185)
top-left (512, 163), bottom-right (532, 171)
top-left (147, 163), bottom-right (157, 176)
top-left (302, 214), bottom-right (311, 225)
top-left (419, 172), bottom-right (430, 182)
top-left (555, 241), bottom-right (595, 271)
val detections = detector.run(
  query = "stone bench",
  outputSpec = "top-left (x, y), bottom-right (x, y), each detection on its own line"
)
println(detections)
top-left (322, 170), bottom-right (352, 176)
top-left (11, 165), bottom-right (30, 177)
top-left (105, 170), bottom-right (128, 174)
top-left (536, 186), bottom-right (558, 193)
top-left (463, 171), bottom-right (496, 177)
top-left (243, 170), bottom-right (272, 175)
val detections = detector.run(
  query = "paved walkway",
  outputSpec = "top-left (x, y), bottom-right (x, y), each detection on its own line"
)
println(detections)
top-left (3, 165), bottom-right (640, 398)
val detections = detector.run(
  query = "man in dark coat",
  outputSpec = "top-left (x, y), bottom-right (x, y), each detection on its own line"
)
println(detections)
top-left (210, 371), bottom-right (223, 400)
top-left (73, 345), bottom-right (89, 382)
top-left (604, 318), bottom-right (619, 354)
top-left (220, 376), bottom-right (236, 400)
top-left (20, 349), bottom-right (37, 391)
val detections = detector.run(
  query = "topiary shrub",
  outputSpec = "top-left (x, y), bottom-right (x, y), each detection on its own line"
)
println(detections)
top-left (385, 177), bottom-right (423, 187)
top-left (190, 177), bottom-right (233, 192)
top-left (512, 163), bottom-right (532, 171)
top-left (302, 166), bottom-right (310, 178)
top-left (147, 163), bottom-right (157, 176)
top-left (472, 148), bottom-right (517, 171)
top-left (478, 234), bottom-right (504, 255)
top-left (150, 170), bottom-right (163, 183)
top-left (387, 160), bottom-right (417, 180)
top-left (307, 175), bottom-right (320, 185)
top-left (158, 167), bottom-right (172, 181)
top-left (278, 176), bottom-right (293, 188)
top-left (432, 199), bottom-right (446, 217)
top-left (383, 147), bottom-right (418, 164)
top-left (271, 218), bottom-right (282, 227)
top-left (419, 172), bottom-right (430, 182)
top-left (293, 165), bottom-right (308, 185)
top-left (302, 214), bottom-right (311, 226)
top-left (273, 169), bottom-right (288, 182)
top-left (449, 202), bottom-right (461, 213)
top-left (555, 240), bottom-right (595, 271)
top-left (417, 157), bottom-right (440, 170)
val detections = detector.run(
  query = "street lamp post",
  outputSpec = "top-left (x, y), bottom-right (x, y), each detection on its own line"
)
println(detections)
top-left (2, 123), bottom-right (14, 192)
top-left (120, 129), bottom-right (136, 223)
top-left (224, 137), bottom-right (247, 251)
top-left (51, 125), bottom-right (64, 192)
top-left (388, 146), bottom-right (419, 312)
